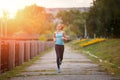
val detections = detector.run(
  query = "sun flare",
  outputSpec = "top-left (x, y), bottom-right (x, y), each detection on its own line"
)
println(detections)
top-left (0, 0), bottom-right (93, 18)
top-left (0, 0), bottom-right (29, 18)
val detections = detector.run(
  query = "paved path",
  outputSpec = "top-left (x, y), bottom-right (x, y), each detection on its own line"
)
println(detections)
top-left (8, 45), bottom-right (120, 80)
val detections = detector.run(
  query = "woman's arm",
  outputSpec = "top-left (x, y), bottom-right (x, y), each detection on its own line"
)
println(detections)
top-left (53, 32), bottom-right (56, 42)
top-left (63, 31), bottom-right (67, 41)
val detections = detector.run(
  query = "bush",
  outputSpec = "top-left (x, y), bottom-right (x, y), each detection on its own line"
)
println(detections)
top-left (39, 35), bottom-right (47, 41)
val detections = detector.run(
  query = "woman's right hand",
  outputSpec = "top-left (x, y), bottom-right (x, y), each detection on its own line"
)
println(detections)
top-left (53, 38), bottom-right (56, 42)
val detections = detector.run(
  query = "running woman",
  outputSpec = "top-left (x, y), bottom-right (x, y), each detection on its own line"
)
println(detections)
top-left (53, 24), bottom-right (67, 73)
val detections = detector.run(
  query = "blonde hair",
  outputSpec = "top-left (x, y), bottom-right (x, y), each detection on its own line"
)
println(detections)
top-left (57, 24), bottom-right (64, 30)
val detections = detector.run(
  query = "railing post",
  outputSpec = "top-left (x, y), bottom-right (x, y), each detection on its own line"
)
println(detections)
top-left (19, 41), bottom-right (24, 65)
top-left (1, 41), bottom-right (9, 73)
top-left (34, 41), bottom-right (37, 56)
top-left (36, 41), bottom-right (38, 55)
top-left (0, 41), bottom-right (1, 74)
top-left (8, 40), bottom-right (15, 70)
top-left (39, 41), bottom-right (42, 53)
top-left (30, 40), bottom-right (34, 59)
top-left (24, 40), bottom-right (30, 61)
top-left (15, 41), bottom-right (19, 66)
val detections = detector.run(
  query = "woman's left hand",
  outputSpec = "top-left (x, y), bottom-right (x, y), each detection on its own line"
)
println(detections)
top-left (61, 37), bottom-right (67, 41)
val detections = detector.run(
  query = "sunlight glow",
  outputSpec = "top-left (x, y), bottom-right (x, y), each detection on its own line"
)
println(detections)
top-left (30, 0), bottom-right (93, 8)
top-left (0, 10), bottom-right (3, 17)
top-left (0, 0), bottom-right (93, 18)
top-left (0, 0), bottom-right (29, 18)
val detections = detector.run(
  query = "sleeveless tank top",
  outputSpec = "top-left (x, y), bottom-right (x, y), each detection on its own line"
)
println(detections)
top-left (55, 31), bottom-right (64, 45)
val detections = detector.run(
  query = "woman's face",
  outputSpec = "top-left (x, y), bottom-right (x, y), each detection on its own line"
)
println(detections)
top-left (57, 25), bottom-right (62, 30)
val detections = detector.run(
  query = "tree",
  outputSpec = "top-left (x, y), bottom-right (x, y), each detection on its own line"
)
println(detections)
top-left (7, 4), bottom-right (54, 36)
top-left (56, 10), bottom-right (87, 38)
top-left (87, 0), bottom-right (120, 38)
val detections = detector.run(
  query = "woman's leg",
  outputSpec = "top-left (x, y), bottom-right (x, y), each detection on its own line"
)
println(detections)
top-left (59, 45), bottom-right (64, 64)
top-left (55, 45), bottom-right (60, 69)
top-left (55, 45), bottom-right (64, 73)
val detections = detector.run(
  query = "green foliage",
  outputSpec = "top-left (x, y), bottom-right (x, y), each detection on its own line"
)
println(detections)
top-left (87, 0), bottom-right (120, 38)
top-left (64, 25), bottom-right (77, 39)
top-left (39, 35), bottom-right (47, 41)
top-left (56, 10), bottom-right (87, 37)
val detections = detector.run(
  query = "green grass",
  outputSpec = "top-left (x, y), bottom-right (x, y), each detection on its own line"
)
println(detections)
top-left (69, 39), bottom-right (120, 76)
top-left (0, 48), bottom-right (53, 80)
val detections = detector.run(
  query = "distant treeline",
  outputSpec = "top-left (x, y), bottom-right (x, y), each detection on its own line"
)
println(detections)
top-left (0, 4), bottom-right (55, 37)
top-left (56, 0), bottom-right (120, 38)
top-left (87, 0), bottom-right (120, 38)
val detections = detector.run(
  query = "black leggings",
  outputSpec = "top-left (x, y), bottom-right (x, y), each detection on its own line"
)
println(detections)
top-left (55, 44), bottom-right (64, 68)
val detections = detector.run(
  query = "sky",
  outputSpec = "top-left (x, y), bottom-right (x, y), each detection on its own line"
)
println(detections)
top-left (0, 0), bottom-right (93, 18)
top-left (27, 0), bottom-right (93, 8)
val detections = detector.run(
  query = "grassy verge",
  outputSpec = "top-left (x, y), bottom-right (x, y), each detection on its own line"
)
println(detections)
top-left (69, 39), bottom-right (120, 76)
top-left (0, 48), bottom-right (53, 80)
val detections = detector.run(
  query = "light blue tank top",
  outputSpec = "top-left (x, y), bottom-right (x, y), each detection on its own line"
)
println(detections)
top-left (55, 32), bottom-right (64, 45)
